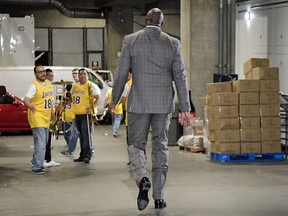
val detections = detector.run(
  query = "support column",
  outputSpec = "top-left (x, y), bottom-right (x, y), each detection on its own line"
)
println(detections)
top-left (180, 0), bottom-right (191, 90)
top-left (180, 0), bottom-right (219, 117)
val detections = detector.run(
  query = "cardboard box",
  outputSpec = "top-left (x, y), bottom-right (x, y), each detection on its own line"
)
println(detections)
top-left (207, 118), bottom-right (215, 130)
top-left (199, 96), bottom-right (207, 108)
top-left (215, 129), bottom-right (240, 142)
top-left (260, 92), bottom-right (280, 104)
top-left (210, 141), bottom-right (216, 152)
top-left (206, 95), bottom-right (212, 107)
top-left (206, 82), bottom-right (232, 95)
top-left (259, 80), bottom-right (279, 92)
top-left (260, 104), bottom-right (280, 117)
top-left (251, 67), bottom-right (279, 80)
top-left (240, 117), bottom-right (260, 129)
top-left (212, 92), bottom-right (239, 106)
top-left (191, 117), bottom-right (204, 126)
top-left (244, 71), bottom-right (253, 80)
top-left (213, 106), bottom-right (239, 118)
top-left (261, 116), bottom-right (281, 129)
top-left (205, 107), bottom-right (214, 119)
top-left (261, 141), bottom-right (281, 153)
top-left (232, 80), bottom-right (260, 92)
top-left (241, 142), bottom-right (261, 153)
top-left (261, 128), bottom-right (281, 141)
top-left (240, 129), bottom-right (261, 142)
top-left (239, 105), bottom-right (260, 117)
top-left (239, 92), bottom-right (259, 105)
top-left (215, 142), bottom-right (241, 154)
top-left (193, 126), bottom-right (203, 136)
top-left (214, 117), bottom-right (240, 130)
top-left (243, 58), bottom-right (269, 74)
top-left (208, 130), bottom-right (215, 141)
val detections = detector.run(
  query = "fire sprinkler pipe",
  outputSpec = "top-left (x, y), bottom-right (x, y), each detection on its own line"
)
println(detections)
top-left (0, 0), bottom-right (106, 18)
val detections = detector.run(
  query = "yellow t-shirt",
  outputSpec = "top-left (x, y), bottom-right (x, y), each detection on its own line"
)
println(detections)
top-left (107, 88), bottom-right (123, 114)
top-left (28, 80), bottom-right (53, 128)
top-left (72, 81), bottom-right (97, 115)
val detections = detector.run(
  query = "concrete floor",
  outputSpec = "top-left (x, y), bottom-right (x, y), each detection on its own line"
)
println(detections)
top-left (1, 124), bottom-right (288, 216)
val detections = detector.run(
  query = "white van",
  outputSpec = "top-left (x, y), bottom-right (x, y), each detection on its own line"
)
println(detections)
top-left (0, 66), bottom-right (111, 117)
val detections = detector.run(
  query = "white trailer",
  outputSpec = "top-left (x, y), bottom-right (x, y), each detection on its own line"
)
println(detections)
top-left (0, 15), bottom-right (110, 116)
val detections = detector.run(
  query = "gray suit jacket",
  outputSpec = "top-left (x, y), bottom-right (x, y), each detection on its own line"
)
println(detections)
top-left (112, 26), bottom-right (190, 114)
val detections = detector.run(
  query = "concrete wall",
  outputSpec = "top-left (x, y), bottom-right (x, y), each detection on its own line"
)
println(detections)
top-left (105, 7), bottom-right (133, 74)
top-left (181, 0), bottom-right (220, 118)
top-left (23, 1), bottom-right (238, 120)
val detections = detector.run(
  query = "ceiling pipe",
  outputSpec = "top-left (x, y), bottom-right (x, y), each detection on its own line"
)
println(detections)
top-left (226, 0), bottom-right (232, 74)
top-left (218, 0), bottom-right (224, 74)
top-left (0, 0), bottom-right (106, 18)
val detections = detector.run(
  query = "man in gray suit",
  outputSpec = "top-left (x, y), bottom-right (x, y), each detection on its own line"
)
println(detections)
top-left (111, 8), bottom-right (191, 211)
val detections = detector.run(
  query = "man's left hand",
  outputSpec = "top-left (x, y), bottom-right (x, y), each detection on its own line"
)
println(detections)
top-left (108, 103), bottom-right (116, 113)
top-left (178, 112), bottom-right (191, 128)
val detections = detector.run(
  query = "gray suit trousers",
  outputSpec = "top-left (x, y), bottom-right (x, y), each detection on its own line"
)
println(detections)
top-left (127, 112), bottom-right (172, 200)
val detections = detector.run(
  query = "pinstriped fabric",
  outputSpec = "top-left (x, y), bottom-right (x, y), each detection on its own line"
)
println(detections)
top-left (113, 25), bottom-right (190, 203)
top-left (128, 113), bottom-right (171, 200)
top-left (112, 26), bottom-right (190, 114)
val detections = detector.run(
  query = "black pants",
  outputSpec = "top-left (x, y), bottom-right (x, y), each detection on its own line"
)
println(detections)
top-left (75, 114), bottom-right (92, 159)
top-left (45, 131), bottom-right (52, 162)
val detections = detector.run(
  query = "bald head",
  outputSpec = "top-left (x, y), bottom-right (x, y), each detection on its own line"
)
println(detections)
top-left (145, 8), bottom-right (164, 27)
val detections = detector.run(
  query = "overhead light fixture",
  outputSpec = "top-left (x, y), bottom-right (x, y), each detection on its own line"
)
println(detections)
top-left (245, 11), bottom-right (251, 20)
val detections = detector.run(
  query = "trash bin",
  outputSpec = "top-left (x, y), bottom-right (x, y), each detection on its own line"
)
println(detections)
top-left (168, 104), bottom-right (183, 146)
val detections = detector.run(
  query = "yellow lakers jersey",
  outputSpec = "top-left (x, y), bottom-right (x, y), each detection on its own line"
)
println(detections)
top-left (72, 81), bottom-right (97, 115)
top-left (107, 88), bottom-right (123, 114)
top-left (125, 78), bottom-right (132, 126)
top-left (28, 80), bottom-right (53, 128)
top-left (63, 103), bottom-right (75, 122)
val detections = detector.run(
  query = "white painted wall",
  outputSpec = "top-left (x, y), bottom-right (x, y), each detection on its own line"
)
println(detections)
top-left (236, 1), bottom-right (288, 94)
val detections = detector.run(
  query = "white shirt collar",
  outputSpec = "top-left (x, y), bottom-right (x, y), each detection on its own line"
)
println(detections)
top-left (146, 25), bottom-right (161, 29)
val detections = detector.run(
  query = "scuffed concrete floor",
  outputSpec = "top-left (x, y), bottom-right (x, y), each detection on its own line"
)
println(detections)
top-left (1, 124), bottom-right (288, 216)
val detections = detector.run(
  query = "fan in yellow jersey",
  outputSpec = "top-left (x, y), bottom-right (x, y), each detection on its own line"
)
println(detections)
top-left (119, 72), bottom-right (132, 165)
top-left (72, 68), bottom-right (101, 163)
top-left (105, 88), bottom-right (123, 137)
top-left (43, 68), bottom-right (60, 168)
top-left (24, 65), bottom-right (54, 174)
top-left (61, 68), bottom-right (80, 156)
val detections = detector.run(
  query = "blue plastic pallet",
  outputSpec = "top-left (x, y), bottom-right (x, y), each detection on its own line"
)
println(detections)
top-left (210, 152), bottom-right (285, 162)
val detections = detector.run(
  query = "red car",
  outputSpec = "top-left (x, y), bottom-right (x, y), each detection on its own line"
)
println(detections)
top-left (0, 86), bottom-right (31, 132)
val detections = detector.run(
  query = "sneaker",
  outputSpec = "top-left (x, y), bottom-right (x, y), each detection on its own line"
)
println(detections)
top-left (50, 160), bottom-right (61, 167)
top-left (113, 132), bottom-right (118, 137)
top-left (32, 169), bottom-right (45, 174)
top-left (43, 161), bottom-right (52, 168)
top-left (61, 150), bottom-right (74, 156)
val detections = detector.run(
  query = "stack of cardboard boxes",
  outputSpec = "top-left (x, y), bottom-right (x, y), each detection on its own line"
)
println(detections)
top-left (205, 81), bottom-right (240, 153)
top-left (244, 58), bottom-right (281, 153)
top-left (204, 58), bottom-right (281, 154)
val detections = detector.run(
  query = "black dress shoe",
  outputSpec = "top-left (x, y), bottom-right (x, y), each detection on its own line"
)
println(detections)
top-left (154, 199), bottom-right (167, 209)
top-left (84, 158), bottom-right (90, 163)
top-left (74, 157), bottom-right (83, 162)
top-left (137, 177), bottom-right (151, 211)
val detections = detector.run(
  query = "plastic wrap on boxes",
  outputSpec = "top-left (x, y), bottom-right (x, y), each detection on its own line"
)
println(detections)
top-left (177, 135), bottom-right (204, 149)
top-left (183, 117), bottom-right (204, 136)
